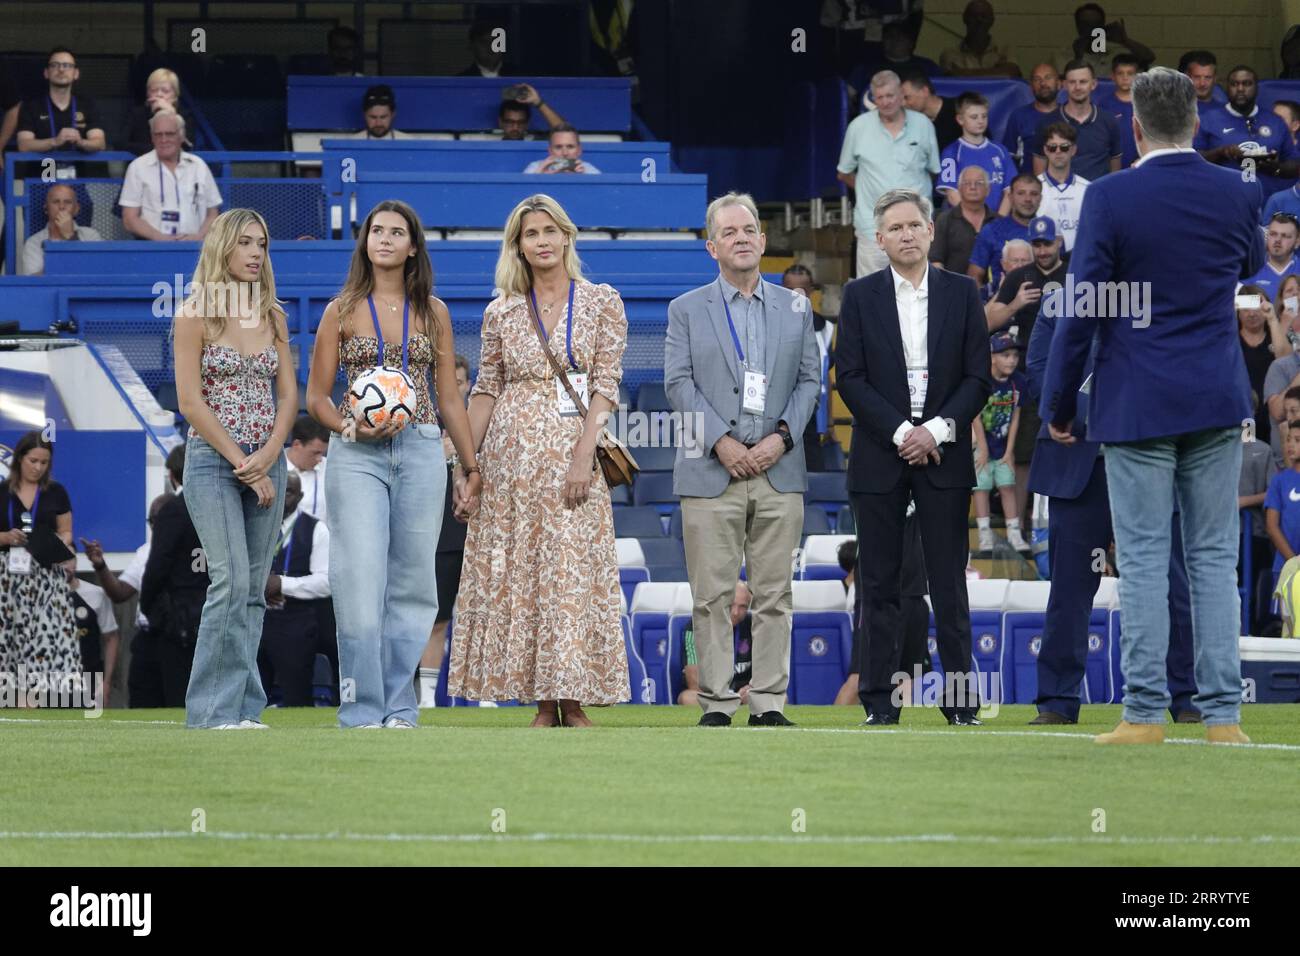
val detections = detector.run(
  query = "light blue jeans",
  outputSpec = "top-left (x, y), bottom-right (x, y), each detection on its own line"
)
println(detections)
top-left (184, 435), bottom-right (287, 728)
top-left (1103, 428), bottom-right (1243, 726)
top-left (326, 422), bottom-right (445, 727)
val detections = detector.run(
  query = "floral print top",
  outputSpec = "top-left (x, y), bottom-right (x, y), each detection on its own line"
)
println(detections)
top-left (189, 343), bottom-right (279, 445)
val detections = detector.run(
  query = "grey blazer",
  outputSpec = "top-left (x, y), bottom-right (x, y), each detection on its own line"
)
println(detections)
top-left (664, 277), bottom-right (821, 498)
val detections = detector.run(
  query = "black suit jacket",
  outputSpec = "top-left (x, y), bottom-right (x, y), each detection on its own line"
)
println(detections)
top-left (836, 265), bottom-right (992, 494)
top-left (140, 492), bottom-right (210, 626)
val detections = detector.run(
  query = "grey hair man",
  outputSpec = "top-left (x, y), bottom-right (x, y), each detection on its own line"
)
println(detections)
top-left (835, 186), bottom-right (993, 725)
top-left (838, 70), bottom-right (941, 277)
top-left (663, 191), bottom-right (821, 728)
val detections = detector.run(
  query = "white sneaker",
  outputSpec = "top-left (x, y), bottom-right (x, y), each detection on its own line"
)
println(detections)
top-left (208, 724), bottom-right (243, 730)
top-left (977, 528), bottom-right (996, 552)
top-left (1006, 526), bottom-right (1031, 552)
top-left (352, 723), bottom-right (384, 729)
top-left (238, 719), bottom-right (270, 729)
top-left (383, 717), bottom-right (417, 729)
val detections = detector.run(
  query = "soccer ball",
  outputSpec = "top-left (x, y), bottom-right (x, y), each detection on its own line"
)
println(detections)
top-left (348, 366), bottom-right (416, 429)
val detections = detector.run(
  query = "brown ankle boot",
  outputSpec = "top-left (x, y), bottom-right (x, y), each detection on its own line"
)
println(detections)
top-left (529, 701), bottom-right (560, 728)
top-left (559, 699), bottom-right (593, 727)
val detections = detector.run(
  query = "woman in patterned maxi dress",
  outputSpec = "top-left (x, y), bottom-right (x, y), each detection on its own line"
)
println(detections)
top-left (449, 194), bottom-right (630, 726)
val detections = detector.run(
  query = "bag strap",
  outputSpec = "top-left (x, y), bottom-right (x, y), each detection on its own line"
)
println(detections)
top-left (527, 290), bottom-right (591, 419)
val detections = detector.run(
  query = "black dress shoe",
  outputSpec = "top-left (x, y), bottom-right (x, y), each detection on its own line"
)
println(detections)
top-left (948, 712), bottom-right (983, 726)
top-left (748, 711), bottom-right (795, 727)
top-left (861, 712), bottom-right (900, 726)
top-left (698, 712), bottom-right (732, 727)
top-left (1029, 711), bottom-right (1076, 725)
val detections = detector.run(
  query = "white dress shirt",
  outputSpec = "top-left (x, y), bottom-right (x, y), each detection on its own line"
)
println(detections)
top-left (274, 510), bottom-right (331, 601)
top-left (116, 541), bottom-right (151, 628)
top-left (889, 266), bottom-right (952, 448)
top-left (286, 457), bottom-right (327, 526)
top-left (118, 150), bottom-right (222, 237)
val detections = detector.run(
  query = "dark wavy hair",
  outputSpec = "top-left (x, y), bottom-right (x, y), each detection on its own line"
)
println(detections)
top-left (335, 199), bottom-right (439, 357)
top-left (5, 430), bottom-right (54, 494)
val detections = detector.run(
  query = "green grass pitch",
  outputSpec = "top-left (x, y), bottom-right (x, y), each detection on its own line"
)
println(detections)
top-left (2, 704), bottom-right (1297, 866)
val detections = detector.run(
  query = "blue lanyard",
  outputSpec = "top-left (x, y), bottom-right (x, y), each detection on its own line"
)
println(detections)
top-left (311, 471), bottom-right (318, 515)
top-left (10, 486), bottom-right (40, 530)
top-left (47, 94), bottom-right (76, 141)
top-left (719, 278), bottom-right (761, 365)
top-left (367, 296), bottom-right (409, 374)
top-left (530, 280), bottom-right (577, 369)
top-left (157, 161), bottom-right (182, 207)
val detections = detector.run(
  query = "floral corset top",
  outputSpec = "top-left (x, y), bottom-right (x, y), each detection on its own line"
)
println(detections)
top-left (336, 332), bottom-right (438, 425)
top-left (191, 343), bottom-right (279, 445)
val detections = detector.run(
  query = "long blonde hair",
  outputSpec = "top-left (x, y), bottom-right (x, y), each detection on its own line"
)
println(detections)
top-left (180, 208), bottom-right (285, 343)
top-left (335, 200), bottom-right (438, 358)
top-left (493, 194), bottom-right (585, 300)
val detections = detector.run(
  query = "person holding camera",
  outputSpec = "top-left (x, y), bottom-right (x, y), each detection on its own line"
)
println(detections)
top-left (497, 83), bottom-right (568, 140)
top-left (523, 124), bottom-right (601, 175)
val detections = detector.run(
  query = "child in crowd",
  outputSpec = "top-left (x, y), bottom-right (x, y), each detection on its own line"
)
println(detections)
top-left (973, 334), bottom-right (1028, 553)
top-left (937, 91), bottom-right (1015, 213)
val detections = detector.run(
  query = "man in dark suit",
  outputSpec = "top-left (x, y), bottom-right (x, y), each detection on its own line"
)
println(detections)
top-left (836, 187), bottom-right (993, 725)
top-left (1041, 67), bottom-right (1264, 745)
top-left (1026, 292), bottom-right (1200, 725)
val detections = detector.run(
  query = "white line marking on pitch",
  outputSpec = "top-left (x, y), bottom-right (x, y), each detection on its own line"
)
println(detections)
top-left (0, 830), bottom-right (1298, 847)
top-left (3, 718), bottom-right (1297, 752)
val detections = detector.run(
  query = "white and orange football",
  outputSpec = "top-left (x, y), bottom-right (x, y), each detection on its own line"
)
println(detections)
top-left (348, 366), bottom-right (416, 429)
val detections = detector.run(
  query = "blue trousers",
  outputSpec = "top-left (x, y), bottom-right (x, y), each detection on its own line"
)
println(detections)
top-left (1035, 457), bottom-right (1199, 721)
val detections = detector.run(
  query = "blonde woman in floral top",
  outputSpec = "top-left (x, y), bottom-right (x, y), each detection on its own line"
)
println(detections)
top-left (173, 208), bottom-right (297, 729)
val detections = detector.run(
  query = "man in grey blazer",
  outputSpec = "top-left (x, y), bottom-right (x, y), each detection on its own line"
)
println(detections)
top-left (664, 192), bottom-right (821, 727)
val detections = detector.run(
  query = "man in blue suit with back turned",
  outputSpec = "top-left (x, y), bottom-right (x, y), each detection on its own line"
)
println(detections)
top-left (1041, 67), bottom-right (1264, 745)
top-left (1026, 290), bottom-right (1201, 726)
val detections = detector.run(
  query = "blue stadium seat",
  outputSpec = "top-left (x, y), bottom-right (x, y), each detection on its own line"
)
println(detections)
top-left (629, 582), bottom-right (692, 704)
top-left (633, 445), bottom-right (677, 472)
top-left (623, 617), bottom-right (656, 704)
top-left (1003, 581), bottom-right (1052, 704)
top-left (802, 507), bottom-right (832, 536)
top-left (821, 441), bottom-right (846, 471)
top-left (667, 613), bottom-right (693, 703)
top-left (619, 567), bottom-right (650, 606)
top-left (806, 471), bottom-right (849, 526)
top-left (647, 563), bottom-right (689, 582)
top-left (632, 472), bottom-right (679, 513)
top-left (222, 181), bottom-right (327, 240)
top-left (788, 581), bottom-right (853, 704)
top-left (637, 537), bottom-right (684, 565)
top-left (635, 381), bottom-right (671, 411)
top-left (609, 484), bottom-right (631, 506)
top-left (613, 506), bottom-right (667, 538)
top-left (669, 507), bottom-right (685, 540)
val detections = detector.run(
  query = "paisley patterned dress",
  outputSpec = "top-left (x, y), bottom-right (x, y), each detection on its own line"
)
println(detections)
top-left (448, 280), bottom-right (630, 703)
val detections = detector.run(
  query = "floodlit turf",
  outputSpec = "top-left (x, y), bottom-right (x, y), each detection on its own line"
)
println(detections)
top-left (2, 704), bottom-right (1297, 866)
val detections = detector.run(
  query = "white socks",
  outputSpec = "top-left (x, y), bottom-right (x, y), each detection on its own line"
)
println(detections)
top-left (418, 667), bottom-right (440, 707)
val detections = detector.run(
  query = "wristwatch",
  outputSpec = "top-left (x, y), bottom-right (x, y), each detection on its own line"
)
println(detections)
top-left (776, 423), bottom-right (794, 453)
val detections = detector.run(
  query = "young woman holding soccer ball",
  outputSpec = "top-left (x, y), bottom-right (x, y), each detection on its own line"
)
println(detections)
top-left (306, 200), bottom-right (481, 729)
top-left (172, 208), bottom-right (297, 729)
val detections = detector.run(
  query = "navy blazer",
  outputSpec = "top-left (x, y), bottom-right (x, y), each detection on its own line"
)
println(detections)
top-left (1040, 150), bottom-right (1265, 443)
top-left (837, 265), bottom-right (993, 494)
top-left (1026, 291), bottom-right (1100, 500)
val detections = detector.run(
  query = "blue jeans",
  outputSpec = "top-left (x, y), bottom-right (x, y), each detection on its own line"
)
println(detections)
top-left (326, 422), bottom-right (445, 727)
top-left (1104, 428), bottom-right (1243, 726)
top-left (183, 435), bottom-right (287, 728)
